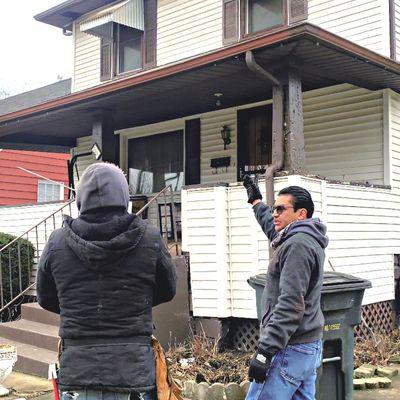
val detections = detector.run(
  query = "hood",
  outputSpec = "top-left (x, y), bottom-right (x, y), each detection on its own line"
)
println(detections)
top-left (63, 213), bottom-right (146, 272)
top-left (76, 162), bottom-right (130, 214)
top-left (277, 218), bottom-right (329, 249)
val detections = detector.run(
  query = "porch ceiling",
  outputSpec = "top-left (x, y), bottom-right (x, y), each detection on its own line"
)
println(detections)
top-left (1, 23), bottom-right (400, 147)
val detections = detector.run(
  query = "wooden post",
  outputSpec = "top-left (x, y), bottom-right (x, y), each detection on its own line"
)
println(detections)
top-left (284, 67), bottom-right (306, 173)
top-left (91, 109), bottom-right (119, 164)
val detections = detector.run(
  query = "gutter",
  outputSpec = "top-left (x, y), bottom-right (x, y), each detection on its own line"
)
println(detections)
top-left (245, 51), bottom-right (284, 206)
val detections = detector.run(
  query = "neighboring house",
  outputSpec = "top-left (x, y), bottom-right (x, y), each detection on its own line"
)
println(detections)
top-left (0, 0), bottom-right (400, 341)
top-left (0, 149), bottom-right (69, 206)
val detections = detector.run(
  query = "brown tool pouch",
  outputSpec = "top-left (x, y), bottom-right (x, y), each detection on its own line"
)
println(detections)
top-left (152, 336), bottom-right (183, 400)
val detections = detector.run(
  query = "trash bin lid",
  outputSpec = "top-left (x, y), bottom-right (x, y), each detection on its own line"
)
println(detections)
top-left (248, 274), bottom-right (267, 287)
top-left (322, 271), bottom-right (371, 293)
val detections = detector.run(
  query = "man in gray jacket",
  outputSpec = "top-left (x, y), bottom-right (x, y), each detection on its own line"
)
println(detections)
top-left (243, 176), bottom-right (328, 400)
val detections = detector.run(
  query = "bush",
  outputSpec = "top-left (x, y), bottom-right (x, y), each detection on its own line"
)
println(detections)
top-left (0, 232), bottom-right (35, 305)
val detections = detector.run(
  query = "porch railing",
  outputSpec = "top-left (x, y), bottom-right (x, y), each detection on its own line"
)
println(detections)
top-left (0, 185), bottom-right (180, 322)
top-left (0, 200), bottom-right (76, 322)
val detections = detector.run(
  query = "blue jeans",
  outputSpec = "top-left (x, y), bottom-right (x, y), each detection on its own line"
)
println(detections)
top-left (246, 339), bottom-right (322, 400)
top-left (61, 389), bottom-right (157, 400)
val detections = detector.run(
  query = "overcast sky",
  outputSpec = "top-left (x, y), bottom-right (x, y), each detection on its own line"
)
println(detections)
top-left (0, 0), bottom-right (73, 97)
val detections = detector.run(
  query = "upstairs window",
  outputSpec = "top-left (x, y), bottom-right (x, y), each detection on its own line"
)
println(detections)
top-left (247, 0), bottom-right (284, 33)
top-left (118, 25), bottom-right (142, 73)
top-left (38, 181), bottom-right (63, 203)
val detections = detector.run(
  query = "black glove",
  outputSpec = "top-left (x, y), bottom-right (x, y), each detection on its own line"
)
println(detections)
top-left (243, 175), bottom-right (262, 204)
top-left (248, 349), bottom-right (271, 383)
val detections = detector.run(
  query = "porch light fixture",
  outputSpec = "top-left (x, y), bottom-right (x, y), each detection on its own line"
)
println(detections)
top-left (221, 125), bottom-right (231, 150)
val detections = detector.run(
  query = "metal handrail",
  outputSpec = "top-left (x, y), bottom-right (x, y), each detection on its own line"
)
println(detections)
top-left (0, 200), bottom-right (75, 254)
top-left (0, 282), bottom-right (36, 314)
top-left (0, 185), bottom-right (180, 320)
top-left (135, 185), bottom-right (180, 255)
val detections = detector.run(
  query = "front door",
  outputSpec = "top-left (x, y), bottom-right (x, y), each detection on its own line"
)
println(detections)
top-left (237, 104), bottom-right (272, 180)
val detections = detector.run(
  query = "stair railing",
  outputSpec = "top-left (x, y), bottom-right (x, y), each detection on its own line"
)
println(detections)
top-left (0, 200), bottom-right (76, 321)
top-left (0, 184), bottom-right (180, 322)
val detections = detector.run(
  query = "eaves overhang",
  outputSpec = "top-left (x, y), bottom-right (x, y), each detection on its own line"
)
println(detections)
top-left (2, 23), bottom-right (400, 139)
top-left (34, 0), bottom-right (116, 30)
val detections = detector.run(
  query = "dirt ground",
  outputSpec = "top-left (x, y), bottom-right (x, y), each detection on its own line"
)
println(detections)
top-left (353, 373), bottom-right (400, 400)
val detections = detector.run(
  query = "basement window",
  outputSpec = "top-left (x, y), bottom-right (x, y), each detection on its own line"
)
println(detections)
top-left (37, 181), bottom-right (63, 203)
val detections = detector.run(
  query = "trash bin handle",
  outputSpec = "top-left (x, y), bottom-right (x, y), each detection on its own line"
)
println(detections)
top-left (322, 356), bottom-right (341, 364)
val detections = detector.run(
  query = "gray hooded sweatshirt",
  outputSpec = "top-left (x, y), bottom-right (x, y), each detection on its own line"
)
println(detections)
top-left (253, 202), bottom-right (329, 357)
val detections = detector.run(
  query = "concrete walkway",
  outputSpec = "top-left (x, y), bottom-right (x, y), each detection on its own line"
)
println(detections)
top-left (1, 370), bottom-right (400, 400)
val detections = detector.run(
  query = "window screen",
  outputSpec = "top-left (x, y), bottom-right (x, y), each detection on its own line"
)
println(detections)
top-left (248, 0), bottom-right (284, 33)
top-left (128, 131), bottom-right (183, 194)
top-left (38, 181), bottom-right (62, 203)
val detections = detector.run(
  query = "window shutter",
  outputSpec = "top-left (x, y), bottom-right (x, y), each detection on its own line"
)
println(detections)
top-left (185, 119), bottom-right (201, 185)
top-left (223, 0), bottom-right (239, 44)
top-left (100, 38), bottom-right (112, 81)
top-left (144, 0), bottom-right (157, 69)
top-left (289, 0), bottom-right (308, 24)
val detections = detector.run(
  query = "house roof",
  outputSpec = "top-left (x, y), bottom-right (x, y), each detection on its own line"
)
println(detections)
top-left (34, 0), bottom-right (115, 30)
top-left (0, 79), bottom-right (71, 117)
top-left (1, 23), bottom-right (400, 147)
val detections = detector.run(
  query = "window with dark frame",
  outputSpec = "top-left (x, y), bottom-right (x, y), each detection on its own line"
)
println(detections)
top-left (127, 131), bottom-right (184, 194)
top-left (100, 0), bottom-right (157, 81)
top-left (247, 0), bottom-right (284, 33)
top-left (222, 0), bottom-right (308, 43)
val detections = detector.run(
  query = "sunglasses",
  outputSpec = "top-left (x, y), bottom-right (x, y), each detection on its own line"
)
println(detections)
top-left (272, 205), bottom-right (294, 215)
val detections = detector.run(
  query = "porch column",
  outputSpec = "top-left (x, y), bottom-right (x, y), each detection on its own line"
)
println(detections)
top-left (284, 67), bottom-right (306, 173)
top-left (91, 109), bottom-right (119, 165)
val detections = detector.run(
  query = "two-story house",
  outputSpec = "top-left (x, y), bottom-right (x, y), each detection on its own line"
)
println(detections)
top-left (0, 0), bottom-right (400, 352)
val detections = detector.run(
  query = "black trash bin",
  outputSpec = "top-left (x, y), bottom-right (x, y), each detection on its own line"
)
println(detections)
top-left (248, 271), bottom-right (371, 400)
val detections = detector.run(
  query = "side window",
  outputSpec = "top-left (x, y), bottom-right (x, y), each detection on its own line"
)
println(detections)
top-left (247, 0), bottom-right (284, 33)
top-left (99, 0), bottom-right (157, 80)
top-left (38, 181), bottom-right (63, 203)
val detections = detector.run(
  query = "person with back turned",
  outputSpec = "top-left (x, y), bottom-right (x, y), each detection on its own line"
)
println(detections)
top-left (37, 162), bottom-right (177, 400)
top-left (243, 176), bottom-right (328, 400)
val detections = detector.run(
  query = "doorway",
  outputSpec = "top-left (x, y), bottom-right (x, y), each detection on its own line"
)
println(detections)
top-left (237, 104), bottom-right (272, 180)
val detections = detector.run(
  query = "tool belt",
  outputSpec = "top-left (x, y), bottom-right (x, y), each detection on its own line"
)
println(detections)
top-left (62, 335), bottom-right (151, 347)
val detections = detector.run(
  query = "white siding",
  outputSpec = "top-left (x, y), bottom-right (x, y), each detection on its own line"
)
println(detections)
top-left (0, 201), bottom-right (78, 260)
top-left (157, 0), bottom-right (222, 66)
top-left (200, 108), bottom-right (237, 184)
top-left (182, 176), bottom-right (398, 318)
top-left (181, 186), bottom-right (231, 317)
top-left (308, 0), bottom-right (391, 57)
top-left (304, 84), bottom-right (384, 184)
top-left (72, 23), bottom-right (101, 92)
top-left (395, 0), bottom-right (400, 59)
top-left (389, 90), bottom-right (400, 190)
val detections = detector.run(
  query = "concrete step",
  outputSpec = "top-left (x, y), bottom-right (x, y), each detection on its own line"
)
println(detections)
top-left (0, 319), bottom-right (59, 352)
top-left (21, 303), bottom-right (60, 327)
top-left (0, 337), bottom-right (58, 378)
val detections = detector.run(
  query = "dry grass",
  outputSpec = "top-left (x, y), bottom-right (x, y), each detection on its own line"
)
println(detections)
top-left (166, 332), bottom-right (251, 385)
top-left (354, 330), bottom-right (400, 367)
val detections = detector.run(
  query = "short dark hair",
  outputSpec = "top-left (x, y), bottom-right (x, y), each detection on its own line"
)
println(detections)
top-left (278, 186), bottom-right (314, 218)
